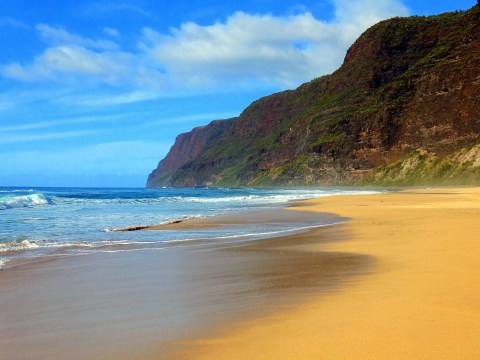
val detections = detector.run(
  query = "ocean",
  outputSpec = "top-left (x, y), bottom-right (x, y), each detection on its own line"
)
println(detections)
top-left (0, 187), bottom-right (379, 270)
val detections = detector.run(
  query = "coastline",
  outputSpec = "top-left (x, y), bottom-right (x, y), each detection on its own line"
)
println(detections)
top-left (0, 204), bottom-right (369, 360)
top-left (170, 187), bottom-right (480, 359)
top-left (2, 187), bottom-right (480, 359)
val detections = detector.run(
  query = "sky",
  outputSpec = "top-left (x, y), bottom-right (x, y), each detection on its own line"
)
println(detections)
top-left (0, 0), bottom-right (476, 187)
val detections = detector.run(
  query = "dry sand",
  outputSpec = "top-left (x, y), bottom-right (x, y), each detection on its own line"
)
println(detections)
top-left (172, 187), bottom-right (480, 359)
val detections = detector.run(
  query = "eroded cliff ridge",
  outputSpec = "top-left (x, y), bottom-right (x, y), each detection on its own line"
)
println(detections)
top-left (147, 6), bottom-right (480, 187)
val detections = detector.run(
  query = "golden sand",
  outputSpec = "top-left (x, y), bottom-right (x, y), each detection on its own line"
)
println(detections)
top-left (176, 188), bottom-right (480, 359)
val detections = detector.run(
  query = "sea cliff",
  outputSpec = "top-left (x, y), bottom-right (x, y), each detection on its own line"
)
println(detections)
top-left (148, 5), bottom-right (480, 187)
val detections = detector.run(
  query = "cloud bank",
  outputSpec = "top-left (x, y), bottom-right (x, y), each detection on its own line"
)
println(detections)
top-left (0, 0), bottom-right (409, 92)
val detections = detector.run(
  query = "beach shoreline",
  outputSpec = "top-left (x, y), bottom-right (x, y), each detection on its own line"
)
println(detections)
top-left (169, 187), bottom-right (480, 359)
top-left (2, 187), bottom-right (480, 359)
top-left (0, 203), bottom-right (369, 360)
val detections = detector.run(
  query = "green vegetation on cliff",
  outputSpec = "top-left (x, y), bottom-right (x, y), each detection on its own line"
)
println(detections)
top-left (361, 144), bottom-right (480, 186)
top-left (148, 5), bottom-right (480, 188)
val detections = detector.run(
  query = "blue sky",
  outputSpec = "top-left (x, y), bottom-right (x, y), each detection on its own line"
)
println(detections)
top-left (0, 0), bottom-right (476, 187)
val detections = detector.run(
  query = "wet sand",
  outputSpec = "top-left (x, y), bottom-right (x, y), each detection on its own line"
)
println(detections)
top-left (116, 208), bottom-right (345, 231)
top-left (0, 209), bottom-right (370, 360)
top-left (4, 187), bottom-right (479, 360)
top-left (173, 187), bottom-right (480, 359)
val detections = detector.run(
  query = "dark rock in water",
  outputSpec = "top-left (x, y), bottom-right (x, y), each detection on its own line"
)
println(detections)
top-left (112, 225), bottom-right (150, 232)
top-left (147, 5), bottom-right (480, 187)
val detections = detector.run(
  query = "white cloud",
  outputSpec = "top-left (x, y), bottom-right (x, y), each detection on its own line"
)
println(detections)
top-left (0, 25), bottom-right (134, 84)
top-left (41, 46), bottom-right (115, 74)
top-left (141, 12), bottom-right (337, 88)
top-left (37, 24), bottom-right (119, 50)
top-left (141, 0), bottom-right (409, 88)
top-left (0, 0), bottom-right (409, 92)
top-left (2, 45), bottom-right (134, 84)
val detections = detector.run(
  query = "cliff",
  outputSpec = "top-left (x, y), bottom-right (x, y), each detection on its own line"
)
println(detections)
top-left (147, 5), bottom-right (480, 188)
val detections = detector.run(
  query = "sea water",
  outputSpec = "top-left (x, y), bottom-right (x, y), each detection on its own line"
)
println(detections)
top-left (0, 187), bottom-right (379, 269)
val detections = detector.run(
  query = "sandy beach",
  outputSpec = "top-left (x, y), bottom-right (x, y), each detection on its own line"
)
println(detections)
top-left (171, 187), bottom-right (480, 359)
top-left (0, 205), bottom-right (366, 360)
top-left (2, 187), bottom-right (480, 359)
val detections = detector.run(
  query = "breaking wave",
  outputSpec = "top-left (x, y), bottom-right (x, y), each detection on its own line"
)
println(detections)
top-left (48, 190), bottom-right (380, 206)
top-left (0, 239), bottom-right (39, 253)
top-left (0, 187), bottom-right (384, 269)
top-left (174, 190), bottom-right (380, 204)
top-left (0, 193), bottom-right (49, 210)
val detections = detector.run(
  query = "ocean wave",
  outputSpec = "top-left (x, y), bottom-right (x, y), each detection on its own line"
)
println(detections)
top-left (45, 189), bottom-right (382, 207)
top-left (0, 193), bottom-right (49, 210)
top-left (49, 196), bottom-right (176, 205)
top-left (0, 189), bottom-right (35, 193)
top-left (0, 239), bottom-right (132, 254)
top-left (0, 240), bottom-right (39, 253)
top-left (179, 191), bottom-right (380, 204)
top-left (181, 194), bottom-right (309, 203)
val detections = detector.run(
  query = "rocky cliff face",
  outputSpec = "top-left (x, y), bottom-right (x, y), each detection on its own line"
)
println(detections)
top-left (147, 5), bottom-right (480, 188)
top-left (147, 119), bottom-right (235, 186)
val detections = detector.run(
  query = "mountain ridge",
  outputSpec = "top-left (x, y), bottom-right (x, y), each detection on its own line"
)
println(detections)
top-left (148, 5), bottom-right (480, 187)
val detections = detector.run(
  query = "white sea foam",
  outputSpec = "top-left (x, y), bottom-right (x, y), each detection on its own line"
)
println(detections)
top-left (213, 221), bottom-right (346, 241)
top-left (0, 240), bottom-right (39, 253)
top-left (0, 239), bottom-right (102, 254)
top-left (158, 214), bottom-right (207, 224)
top-left (179, 190), bottom-right (381, 204)
top-left (0, 189), bottom-right (35, 193)
top-left (48, 190), bottom-right (382, 207)
top-left (0, 187), bottom-right (384, 267)
top-left (93, 247), bottom-right (167, 254)
top-left (0, 257), bottom-right (7, 269)
top-left (0, 193), bottom-right (49, 210)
